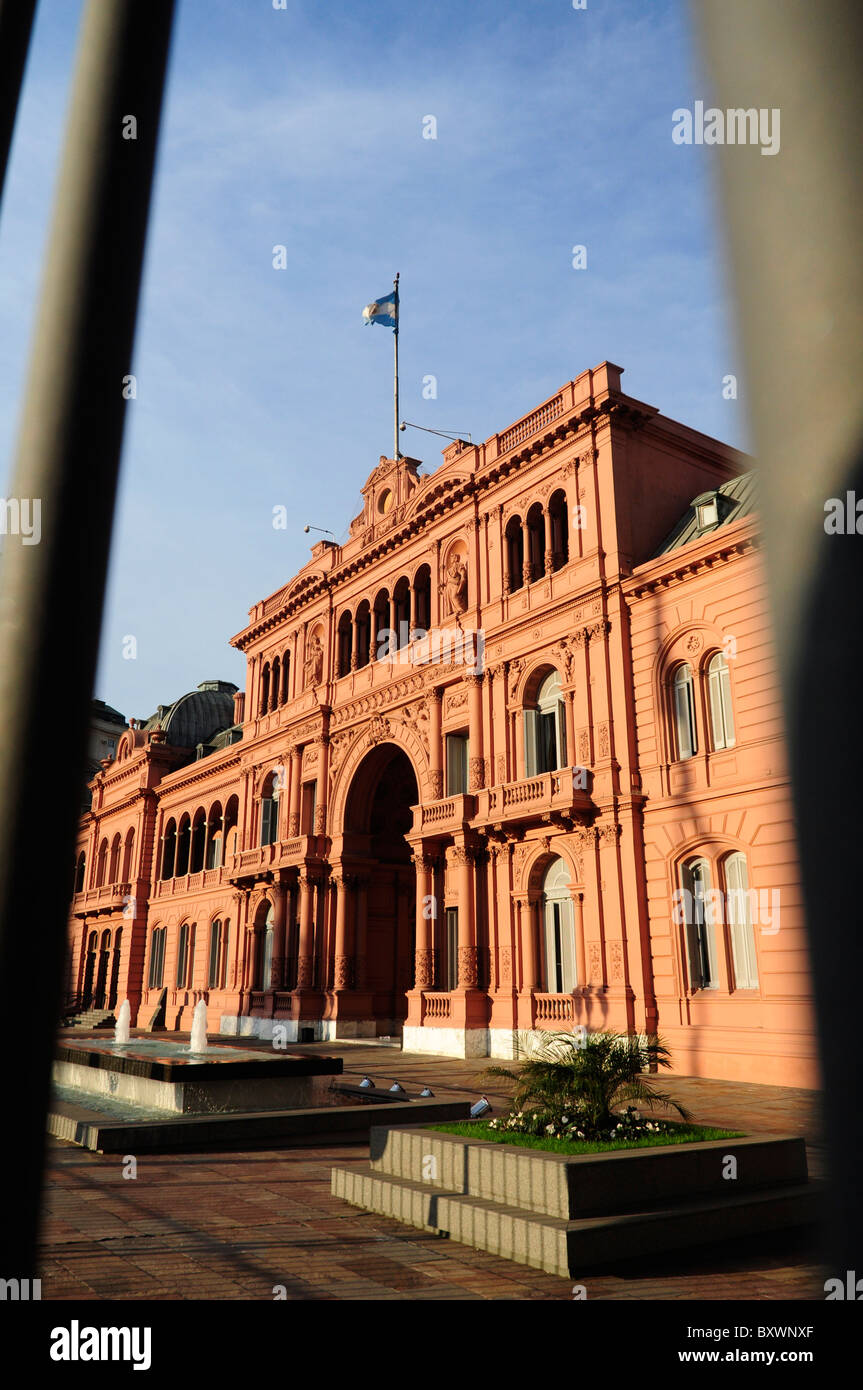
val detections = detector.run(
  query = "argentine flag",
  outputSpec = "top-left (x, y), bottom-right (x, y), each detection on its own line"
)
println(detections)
top-left (362, 291), bottom-right (397, 327)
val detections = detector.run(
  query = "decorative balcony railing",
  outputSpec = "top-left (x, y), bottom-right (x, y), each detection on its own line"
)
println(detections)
top-left (225, 837), bottom-right (314, 882)
top-left (497, 393), bottom-right (564, 454)
top-left (423, 992), bottom-right (452, 1021)
top-left (411, 794), bottom-right (476, 837)
top-left (534, 993), bottom-right (574, 1024)
top-left (477, 767), bottom-right (593, 828)
top-left (74, 881), bottom-right (132, 912)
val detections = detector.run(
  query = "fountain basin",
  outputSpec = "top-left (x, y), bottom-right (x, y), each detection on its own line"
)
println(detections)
top-left (52, 1038), bottom-right (342, 1115)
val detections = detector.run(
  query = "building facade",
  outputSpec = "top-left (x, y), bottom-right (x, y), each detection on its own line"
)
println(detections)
top-left (66, 362), bottom-right (818, 1087)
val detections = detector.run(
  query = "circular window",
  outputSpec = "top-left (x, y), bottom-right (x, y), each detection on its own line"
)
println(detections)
top-left (378, 488), bottom-right (393, 515)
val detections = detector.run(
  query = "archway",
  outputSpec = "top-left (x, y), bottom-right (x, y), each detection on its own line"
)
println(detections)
top-left (541, 857), bottom-right (576, 993)
top-left (343, 743), bottom-right (418, 1032)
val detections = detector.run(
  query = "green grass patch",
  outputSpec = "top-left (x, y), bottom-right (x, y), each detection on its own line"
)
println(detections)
top-left (427, 1120), bottom-right (745, 1156)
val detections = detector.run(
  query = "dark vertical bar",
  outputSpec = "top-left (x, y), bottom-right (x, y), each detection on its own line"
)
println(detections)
top-left (0, 0), bottom-right (176, 1274)
top-left (695, 0), bottom-right (863, 1278)
top-left (0, 0), bottom-right (38, 204)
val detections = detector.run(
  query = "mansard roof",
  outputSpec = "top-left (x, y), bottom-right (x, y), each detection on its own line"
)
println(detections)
top-left (652, 470), bottom-right (757, 557)
top-left (140, 679), bottom-right (238, 749)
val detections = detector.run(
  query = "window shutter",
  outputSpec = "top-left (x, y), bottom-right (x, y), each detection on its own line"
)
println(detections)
top-left (261, 797), bottom-right (273, 846)
top-left (524, 709), bottom-right (539, 776)
top-left (708, 663), bottom-right (726, 749)
top-left (720, 663), bottom-right (735, 746)
top-left (556, 700), bottom-right (567, 768)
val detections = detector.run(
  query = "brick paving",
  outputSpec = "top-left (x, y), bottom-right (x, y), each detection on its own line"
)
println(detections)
top-left (37, 1035), bottom-right (826, 1301)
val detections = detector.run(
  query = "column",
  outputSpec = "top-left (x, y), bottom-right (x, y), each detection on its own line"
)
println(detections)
top-left (354, 875), bottom-right (369, 989)
top-left (269, 881), bottom-right (287, 990)
top-left (454, 843), bottom-right (477, 987)
top-left (332, 873), bottom-right (353, 989)
top-left (572, 890), bottom-right (586, 991)
top-left (519, 894), bottom-right (540, 991)
top-left (288, 744), bottom-right (302, 836)
top-left (296, 872), bottom-right (315, 988)
top-left (467, 674), bottom-right (485, 791)
top-left (315, 737), bottom-right (329, 834)
top-left (543, 504), bottom-right (553, 576)
top-left (564, 689), bottom-right (576, 770)
top-left (428, 688), bottom-right (443, 800)
top-left (412, 852), bottom-right (434, 987)
top-left (522, 519), bottom-right (532, 585)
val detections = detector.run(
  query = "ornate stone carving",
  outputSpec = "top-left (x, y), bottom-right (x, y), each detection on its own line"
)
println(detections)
top-left (303, 634), bottom-right (324, 688)
top-left (288, 812), bottom-right (300, 836)
top-left (609, 942), bottom-right (624, 982)
top-left (468, 756), bottom-right (486, 792)
top-left (686, 632), bottom-right (704, 655)
top-left (598, 722), bottom-right (610, 758)
top-left (597, 822), bottom-right (622, 845)
top-left (313, 803), bottom-right (326, 834)
top-left (429, 769), bottom-right (443, 801)
top-left (414, 948), bottom-right (435, 988)
top-left (442, 553), bottom-right (468, 616)
top-left (367, 713), bottom-right (391, 746)
top-left (457, 945), bottom-right (479, 988)
top-left (334, 955), bottom-right (353, 989)
top-left (496, 754), bottom-right (507, 785)
top-left (296, 956), bottom-right (314, 989)
top-left (500, 946), bottom-right (513, 984)
top-left (578, 730), bottom-right (590, 764)
top-left (507, 658), bottom-right (523, 701)
top-left (588, 942), bottom-right (602, 983)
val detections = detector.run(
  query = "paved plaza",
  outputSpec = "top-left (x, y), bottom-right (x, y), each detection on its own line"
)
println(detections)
top-left (37, 1036), bottom-right (825, 1301)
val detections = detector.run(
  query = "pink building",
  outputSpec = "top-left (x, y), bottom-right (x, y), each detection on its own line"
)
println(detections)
top-left (66, 362), bottom-right (817, 1088)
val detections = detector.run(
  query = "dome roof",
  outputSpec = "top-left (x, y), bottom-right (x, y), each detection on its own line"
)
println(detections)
top-left (142, 680), bottom-right (238, 749)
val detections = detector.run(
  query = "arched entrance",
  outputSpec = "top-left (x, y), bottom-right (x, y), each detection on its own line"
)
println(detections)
top-left (343, 743), bottom-right (418, 1034)
top-left (541, 857), bottom-right (576, 993)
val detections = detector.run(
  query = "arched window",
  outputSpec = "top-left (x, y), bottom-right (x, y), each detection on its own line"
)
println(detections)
top-left (259, 662), bottom-right (271, 716)
top-left (393, 576), bottom-right (411, 649)
top-left (707, 652), bottom-right (735, 750)
top-left (74, 852), bottom-right (86, 894)
top-left (175, 814), bottom-right (191, 876)
top-left (260, 771), bottom-right (280, 846)
top-left (109, 833), bottom-right (121, 883)
top-left (256, 904), bottom-right (274, 990)
top-left (413, 564), bottom-right (432, 631)
top-left (96, 838), bottom-right (108, 888)
top-left (121, 828), bottom-right (135, 883)
top-left (679, 857), bottom-right (717, 989)
top-left (526, 503), bottom-right (546, 581)
top-left (279, 651), bottom-right (291, 704)
top-left (525, 670), bottom-right (567, 775)
top-left (176, 921), bottom-right (191, 989)
top-left (223, 796), bottom-right (239, 860)
top-left (337, 611), bottom-right (353, 677)
top-left (148, 926), bottom-right (166, 989)
top-left (190, 808), bottom-right (206, 874)
top-left (505, 515), bottom-right (524, 593)
top-left (548, 489), bottom-right (569, 570)
top-left (542, 857), bottom-right (576, 992)
top-left (672, 663), bottom-right (697, 760)
top-left (355, 600), bottom-right (372, 669)
top-left (208, 919), bottom-right (223, 989)
top-left (724, 853), bottom-right (758, 988)
top-left (372, 589), bottom-right (390, 659)
top-left (161, 819), bottom-right (177, 879)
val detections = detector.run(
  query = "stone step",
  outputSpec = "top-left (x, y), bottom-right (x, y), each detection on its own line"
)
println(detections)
top-left (331, 1164), bottom-right (820, 1278)
top-left (368, 1124), bottom-right (809, 1220)
top-left (61, 1010), bottom-right (115, 1029)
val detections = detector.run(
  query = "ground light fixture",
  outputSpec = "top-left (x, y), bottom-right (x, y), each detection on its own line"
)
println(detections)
top-left (359, 1076), bottom-right (375, 1089)
top-left (389, 1082), bottom-right (406, 1094)
top-left (470, 1096), bottom-right (491, 1117)
top-left (420, 1086), bottom-right (434, 1097)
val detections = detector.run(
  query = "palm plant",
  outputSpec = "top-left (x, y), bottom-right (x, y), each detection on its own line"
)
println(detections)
top-left (486, 1030), bottom-right (690, 1133)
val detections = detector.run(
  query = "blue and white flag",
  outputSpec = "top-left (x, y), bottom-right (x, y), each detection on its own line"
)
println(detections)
top-left (362, 291), bottom-right (398, 327)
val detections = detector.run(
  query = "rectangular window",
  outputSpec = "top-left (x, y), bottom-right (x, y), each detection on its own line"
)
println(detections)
top-left (208, 921), bottom-right (222, 989)
top-left (446, 907), bottom-right (459, 990)
top-left (725, 857), bottom-right (759, 989)
top-left (446, 734), bottom-right (469, 795)
top-left (673, 674), bottom-right (697, 759)
top-left (301, 781), bottom-right (317, 835)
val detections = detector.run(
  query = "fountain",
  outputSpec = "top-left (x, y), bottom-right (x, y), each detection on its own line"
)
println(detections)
top-left (113, 999), bottom-right (131, 1046)
top-left (189, 999), bottom-right (208, 1054)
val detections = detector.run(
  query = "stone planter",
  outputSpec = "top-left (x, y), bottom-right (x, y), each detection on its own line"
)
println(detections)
top-left (331, 1122), bottom-right (818, 1277)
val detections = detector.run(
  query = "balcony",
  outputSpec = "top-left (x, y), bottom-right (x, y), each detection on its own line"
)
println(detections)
top-left (72, 882), bottom-right (132, 916)
top-left (411, 794), bottom-right (477, 839)
top-left (225, 836), bottom-right (319, 884)
top-left (476, 767), bottom-right (593, 830)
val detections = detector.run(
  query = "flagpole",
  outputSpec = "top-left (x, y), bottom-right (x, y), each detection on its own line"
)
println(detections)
top-left (393, 271), bottom-right (400, 459)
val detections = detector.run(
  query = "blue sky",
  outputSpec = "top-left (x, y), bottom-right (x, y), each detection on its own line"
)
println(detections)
top-left (0, 0), bottom-right (745, 720)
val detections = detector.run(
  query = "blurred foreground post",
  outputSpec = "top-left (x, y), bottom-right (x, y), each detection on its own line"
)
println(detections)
top-left (0, 0), bottom-right (175, 1273)
top-left (696, 0), bottom-right (863, 1275)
